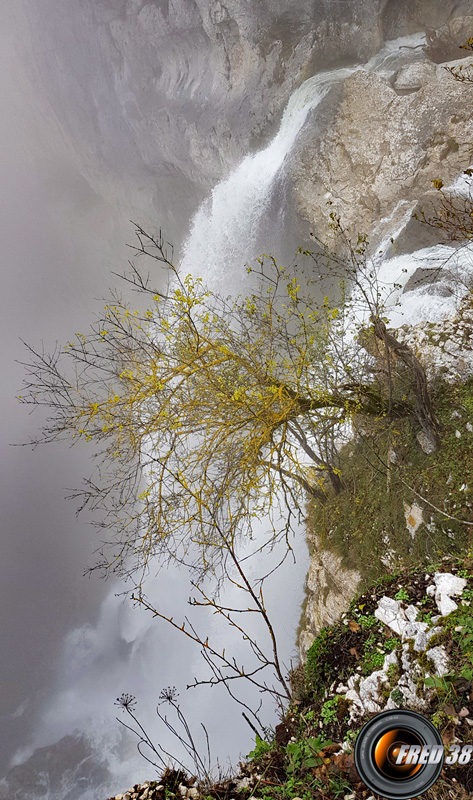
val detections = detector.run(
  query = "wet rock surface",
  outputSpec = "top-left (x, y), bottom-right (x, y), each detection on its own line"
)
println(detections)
top-left (18, 1), bottom-right (473, 244)
top-left (396, 293), bottom-right (473, 383)
top-left (291, 52), bottom-right (473, 250)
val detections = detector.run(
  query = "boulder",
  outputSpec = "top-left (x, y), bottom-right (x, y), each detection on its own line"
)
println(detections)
top-left (290, 56), bottom-right (473, 251)
top-left (424, 16), bottom-right (473, 63)
top-left (393, 62), bottom-right (437, 92)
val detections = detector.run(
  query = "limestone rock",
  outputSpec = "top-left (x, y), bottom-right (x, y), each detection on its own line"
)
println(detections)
top-left (434, 572), bottom-right (467, 597)
top-left (405, 605), bottom-right (418, 622)
top-left (417, 430), bottom-right (438, 455)
top-left (395, 295), bottom-right (473, 384)
top-left (403, 503), bottom-right (423, 537)
top-left (425, 16), bottom-right (473, 62)
top-left (375, 596), bottom-right (407, 635)
top-left (426, 645), bottom-right (450, 676)
top-left (393, 62), bottom-right (436, 92)
top-left (235, 777), bottom-right (252, 791)
top-left (299, 540), bottom-right (360, 659)
top-left (291, 55), bottom-right (473, 251)
top-left (430, 571), bottom-right (466, 615)
top-left (374, 596), bottom-right (433, 651)
top-left (437, 594), bottom-right (458, 615)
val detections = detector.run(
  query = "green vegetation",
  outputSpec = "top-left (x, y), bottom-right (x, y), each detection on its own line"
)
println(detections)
top-left (246, 735), bottom-right (273, 761)
top-left (308, 374), bottom-right (473, 588)
top-left (286, 735), bottom-right (331, 773)
top-left (226, 564), bottom-right (473, 800)
top-left (394, 587), bottom-right (410, 602)
top-left (320, 698), bottom-right (340, 726)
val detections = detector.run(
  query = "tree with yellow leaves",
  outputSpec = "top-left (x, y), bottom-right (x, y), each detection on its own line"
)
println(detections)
top-left (18, 224), bottom-right (432, 587)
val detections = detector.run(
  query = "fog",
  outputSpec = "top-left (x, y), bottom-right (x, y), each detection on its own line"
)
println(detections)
top-left (0, 2), bottom-right (308, 795)
top-left (0, 0), bottom-right (183, 778)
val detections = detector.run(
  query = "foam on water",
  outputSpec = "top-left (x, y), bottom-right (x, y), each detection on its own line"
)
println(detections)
top-left (381, 243), bottom-right (473, 327)
top-left (344, 241), bottom-right (473, 340)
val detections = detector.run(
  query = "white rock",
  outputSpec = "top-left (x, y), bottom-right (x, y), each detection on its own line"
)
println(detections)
top-left (375, 596), bottom-right (407, 635)
top-left (179, 786), bottom-right (188, 797)
top-left (347, 652), bottom-right (398, 720)
top-left (397, 672), bottom-right (423, 707)
top-left (426, 517), bottom-right (436, 533)
top-left (434, 572), bottom-right (467, 597)
top-left (235, 778), bottom-right (251, 791)
top-left (188, 789), bottom-right (199, 798)
top-left (404, 502), bottom-right (423, 537)
top-left (426, 646), bottom-right (450, 677)
top-left (405, 605), bottom-right (418, 622)
top-left (404, 620), bottom-right (428, 638)
top-left (431, 573), bottom-right (466, 615)
top-left (417, 430), bottom-right (437, 454)
top-left (413, 629), bottom-right (428, 652)
top-left (456, 429), bottom-right (462, 438)
top-left (388, 448), bottom-right (398, 464)
top-left (437, 595), bottom-right (458, 615)
top-left (401, 644), bottom-right (412, 673)
top-left (467, 422), bottom-right (473, 433)
top-left (357, 673), bottom-right (385, 712)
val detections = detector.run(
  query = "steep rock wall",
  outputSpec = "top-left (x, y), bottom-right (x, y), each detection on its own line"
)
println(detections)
top-left (19, 0), bottom-right (473, 240)
top-left (290, 53), bottom-right (473, 250)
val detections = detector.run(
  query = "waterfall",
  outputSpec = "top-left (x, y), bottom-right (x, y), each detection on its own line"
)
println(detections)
top-left (180, 33), bottom-right (427, 287)
top-left (180, 66), bottom-right (354, 284)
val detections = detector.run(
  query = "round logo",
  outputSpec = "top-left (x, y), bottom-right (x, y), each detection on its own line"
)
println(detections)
top-left (354, 710), bottom-right (444, 799)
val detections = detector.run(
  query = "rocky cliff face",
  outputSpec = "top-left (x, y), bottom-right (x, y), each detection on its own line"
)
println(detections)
top-left (20, 0), bottom-right (473, 242)
top-left (299, 543), bottom-right (361, 660)
top-left (290, 50), bottom-right (473, 251)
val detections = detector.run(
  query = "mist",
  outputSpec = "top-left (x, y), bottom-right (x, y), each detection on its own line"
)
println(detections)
top-left (0, 2), bottom-right (308, 795)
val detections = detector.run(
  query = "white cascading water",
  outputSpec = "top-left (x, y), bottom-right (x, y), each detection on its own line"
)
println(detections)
top-left (180, 66), bottom-right (354, 283)
top-left (180, 33), bottom-right (427, 287)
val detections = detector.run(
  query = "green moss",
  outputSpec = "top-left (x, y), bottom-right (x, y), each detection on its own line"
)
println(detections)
top-left (362, 633), bottom-right (386, 674)
top-left (305, 627), bottom-right (335, 696)
top-left (307, 377), bottom-right (473, 587)
top-left (390, 687), bottom-right (404, 705)
top-left (426, 629), bottom-right (450, 648)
